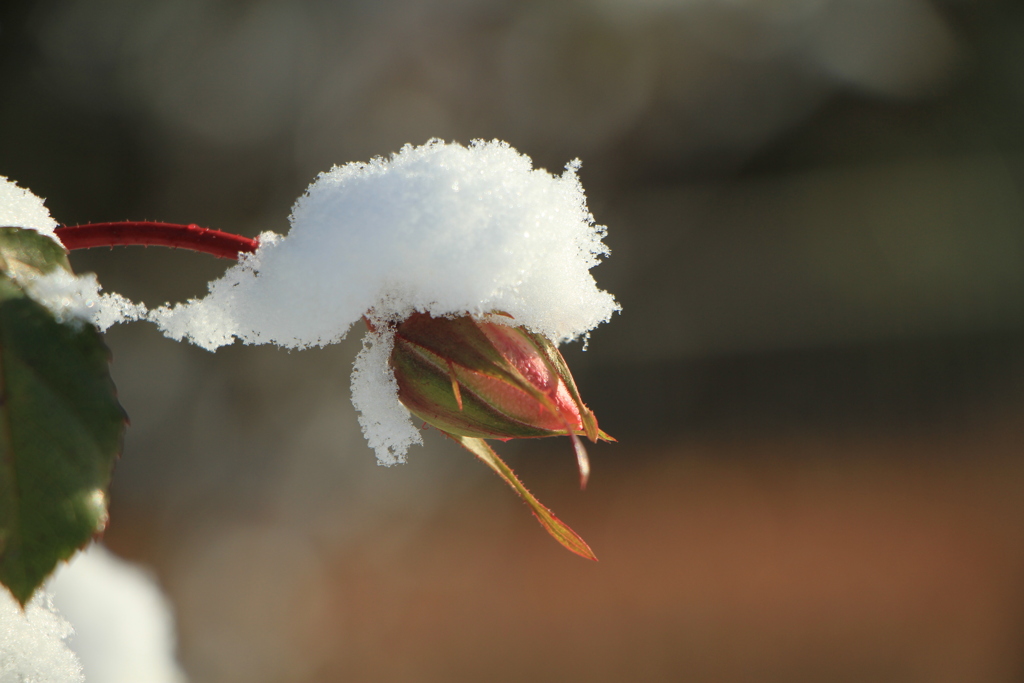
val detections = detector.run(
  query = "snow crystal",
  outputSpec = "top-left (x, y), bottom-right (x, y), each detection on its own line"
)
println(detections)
top-left (0, 587), bottom-right (84, 683)
top-left (350, 329), bottom-right (423, 465)
top-left (0, 176), bottom-right (60, 242)
top-left (150, 139), bottom-right (619, 462)
top-left (0, 177), bottom-right (145, 329)
top-left (21, 270), bottom-right (147, 331)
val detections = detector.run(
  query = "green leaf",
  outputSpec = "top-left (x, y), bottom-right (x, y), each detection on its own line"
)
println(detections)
top-left (0, 227), bottom-right (125, 605)
top-left (453, 434), bottom-right (597, 561)
top-left (0, 226), bottom-right (73, 279)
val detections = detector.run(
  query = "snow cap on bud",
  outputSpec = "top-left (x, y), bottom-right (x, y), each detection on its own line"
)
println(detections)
top-left (390, 312), bottom-right (610, 487)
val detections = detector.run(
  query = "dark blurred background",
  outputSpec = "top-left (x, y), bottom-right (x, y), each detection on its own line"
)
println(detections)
top-left (5, 0), bottom-right (1024, 681)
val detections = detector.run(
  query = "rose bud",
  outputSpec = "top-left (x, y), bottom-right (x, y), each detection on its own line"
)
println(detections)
top-left (391, 312), bottom-right (611, 478)
top-left (388, 312), bottom-right (612, 559)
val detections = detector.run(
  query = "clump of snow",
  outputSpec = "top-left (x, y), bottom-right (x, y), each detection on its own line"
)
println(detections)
top-left (350, 330), bottom-right (423, 465)
top-left (150, 139), bottom-right (619, 462)
top-left (151, 140), bottom-right (617, 347)
top-left (0, 586), bottom-right (84, 683)
top-left (0, 177), bottom-right (146, 329)
top-left (0, 176), bottom-right (61, 243)
top-left (49, 544), bottom-right (187, 683)
top-left (21, 270), bottom-right (147, 331)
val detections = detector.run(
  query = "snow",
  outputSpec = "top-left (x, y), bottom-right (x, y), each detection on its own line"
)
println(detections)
top-left (350, 329), bottom-right (423, 465)
top-left (49, 545), bottom-right (187, 683)
top-left (0, 176), bottom-right (60, 243)
top-left (151, 140), bottom-right (617, 348)
top-left (21, 270), bottom-right (146, 331)
top-left (150, 139), bottom-right (619, 462)
top-left (0, 544), bottom-right (186, 683)
top-left (0, 177), bottom-right (146, 330)
top-left (0, 589), bottom-right (83, 683)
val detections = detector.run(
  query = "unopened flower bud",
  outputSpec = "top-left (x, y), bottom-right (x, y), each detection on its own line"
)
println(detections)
top-left (388, 312), bottom-right (610, 558)
top-left (390, 312), bottom-right (602, 444)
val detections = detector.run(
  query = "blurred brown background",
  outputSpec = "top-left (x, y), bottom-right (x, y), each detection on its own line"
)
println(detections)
top-left (5, 0), bottom-right (1024, 680)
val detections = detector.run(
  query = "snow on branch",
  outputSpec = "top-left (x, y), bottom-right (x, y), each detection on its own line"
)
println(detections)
top-left (150, 139), bottom-right (618, 350)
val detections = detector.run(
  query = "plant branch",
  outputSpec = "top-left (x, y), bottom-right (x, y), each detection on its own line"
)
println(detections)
top-left (55, 222), bottom-right (259, 261)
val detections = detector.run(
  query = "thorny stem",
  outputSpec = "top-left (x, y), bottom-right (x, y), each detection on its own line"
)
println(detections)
top-left (55, 222), bottom-right (258, 261)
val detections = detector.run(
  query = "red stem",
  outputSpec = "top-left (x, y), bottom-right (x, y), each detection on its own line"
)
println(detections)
top-left (55, 222), bottom-right (259, 261)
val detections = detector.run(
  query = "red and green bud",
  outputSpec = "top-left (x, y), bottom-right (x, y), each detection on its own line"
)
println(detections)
top-left (388, 312), bottom-right (612, 560)
top-left (391, 313), bottom-right (601, 438)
